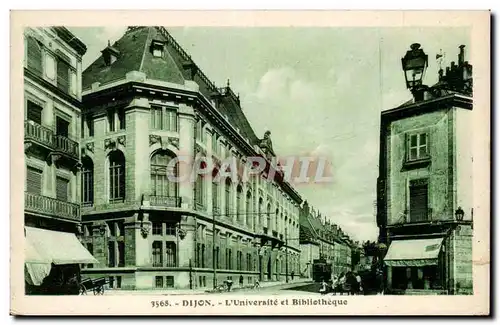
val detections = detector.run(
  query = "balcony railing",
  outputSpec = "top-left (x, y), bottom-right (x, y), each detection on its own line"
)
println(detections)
top-left (24, 121), bottom-right (79, 160)
top-left (54, 134), bottom-right (79, 158)
top-left (25, 192), bottom-right (80, 222)
top-left (149, 195), bottom-right (182, 208)
top-left (24, 120), bottom-right (55, 148)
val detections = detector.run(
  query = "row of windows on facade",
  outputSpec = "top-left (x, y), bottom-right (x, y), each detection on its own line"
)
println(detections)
top-left (81, 106), bottom-right (178, 138)
top-left (81, 150), bottom-right (298, 231)
top-left (26, 166), bottom-right (71, 201)
top-left (26, 36), bottom-right (78, 96)
top-left (26, 100), bottom-right (73, 138)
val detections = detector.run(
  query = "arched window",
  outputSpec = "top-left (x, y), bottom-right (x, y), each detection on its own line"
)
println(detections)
top-left (26, 37), bottom-right (43, 76)
top-left (236, 185), bottom-right (243, 223)
top-left (81, 156), bottom-right (94, 205)
top-left (109, 150), bottom-right (125, 202)
top-left (246, 191), bottom-right (252, 227)
top-left (225, 178), bottom-right (232, 216)
top-left (150, 150), bottom-right (177, 197)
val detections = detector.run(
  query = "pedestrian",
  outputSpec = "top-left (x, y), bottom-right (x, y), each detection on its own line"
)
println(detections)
top-left (226, 279), bottom-right (233, 292)
top-left (319, 280), bottom-right (328, 295)
top-left (239, 275), bottom-right (244, 288)
top-left (355, 272), bottom-right (362, 295)
top-left (291, 271), bottom-right (294, 281)
top-left (253, 279), bottom-right (260, 289)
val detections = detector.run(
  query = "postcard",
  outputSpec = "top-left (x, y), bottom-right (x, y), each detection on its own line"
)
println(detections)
top-left (10, 10), bottom-right (490, 316)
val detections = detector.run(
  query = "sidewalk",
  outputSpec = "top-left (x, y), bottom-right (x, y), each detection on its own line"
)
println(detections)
top-left (102, 278), bottom-right (312, 296)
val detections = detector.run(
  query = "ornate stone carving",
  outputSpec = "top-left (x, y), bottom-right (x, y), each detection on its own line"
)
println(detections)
top-left (168, 137), bottom-right (179, 149)
top-left (195, 143), bottom-right (207, 156)
top-left (86, 142), bottom-right (94, 153)
top-left (149, 134), bottom-right (161, 146)
top-left (259, 130), bottom-right (275, 158)
top-left (104, 138), bottom-right (116, 150)
top-left (117, 135), bottom-right (126, 146)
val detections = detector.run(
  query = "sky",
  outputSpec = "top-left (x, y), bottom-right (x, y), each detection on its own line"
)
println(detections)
top-left (69, 26), bottom-right (470, 242)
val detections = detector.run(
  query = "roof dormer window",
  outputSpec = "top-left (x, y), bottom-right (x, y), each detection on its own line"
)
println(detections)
top-left (101, 40), bottom-right (120, 67)
top-left (150, 40), bottom-right (165, 58)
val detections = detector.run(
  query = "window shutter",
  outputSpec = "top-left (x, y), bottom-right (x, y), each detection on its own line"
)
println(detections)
top-left (26, 167), bottom-right (42, 194)
top-left (27, 37), bottom-right (43, 77)
top-left (56, 176), bottom-right (69, 201)
top-left (409, 183), bottom-right (428, 222)
top-left (27, 101), bottom-right (42, 124)
top-left (57, 58), bottom-right (70, 93)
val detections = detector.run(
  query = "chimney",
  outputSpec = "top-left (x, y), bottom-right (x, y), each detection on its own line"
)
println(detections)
top-left (458, 45), bottom-right (465, 66)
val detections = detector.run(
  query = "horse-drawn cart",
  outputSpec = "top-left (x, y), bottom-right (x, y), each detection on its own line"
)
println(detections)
top-left (79, 277), bottom-right (109, 295)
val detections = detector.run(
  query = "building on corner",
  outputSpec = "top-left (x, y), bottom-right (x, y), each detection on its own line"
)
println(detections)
top-left (78, 26), bottom-right (303, 290)
top-left (377, 44), bottom-right (473, 295)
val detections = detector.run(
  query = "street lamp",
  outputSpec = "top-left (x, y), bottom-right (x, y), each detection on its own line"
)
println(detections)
top-left (455, 207), bottom-right (465, 221)
top-left (401, 43), bottom-right (428, 94)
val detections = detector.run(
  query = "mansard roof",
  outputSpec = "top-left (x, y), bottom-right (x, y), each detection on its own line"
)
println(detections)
top-left (82, 26), bottom-right (258, 145)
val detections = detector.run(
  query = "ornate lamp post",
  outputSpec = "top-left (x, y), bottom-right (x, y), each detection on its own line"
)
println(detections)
top-left (402, 43), bottom-right (429, 100)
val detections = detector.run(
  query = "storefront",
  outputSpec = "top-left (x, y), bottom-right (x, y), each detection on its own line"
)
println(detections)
top-left (25, 227), bottom-right (98, 295)
top-left (384, 237), bottom-right (447, 294)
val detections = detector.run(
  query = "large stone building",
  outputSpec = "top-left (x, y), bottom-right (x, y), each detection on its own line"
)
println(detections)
top-left (377, 44), bottom-right (473, 294)
top-left (23, 27), bottom-right (97, 294)
top-left (78, 26), bottom-right (302, 290)
top-left (299, 201), bottom-right (353, 279)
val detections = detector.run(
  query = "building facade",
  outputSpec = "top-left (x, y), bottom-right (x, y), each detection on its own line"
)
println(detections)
top-left (23, 27), bottom-right (97, 294)
top-left (299, 201), bottom-right (353, 279)
top-left (78, 26), bottom-right (302, 290)
top-left (377, 45), bottom-right (473, 294)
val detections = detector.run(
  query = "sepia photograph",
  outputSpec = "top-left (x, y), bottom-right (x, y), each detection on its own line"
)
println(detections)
top-left (11, 10), bottom-right (490, 316)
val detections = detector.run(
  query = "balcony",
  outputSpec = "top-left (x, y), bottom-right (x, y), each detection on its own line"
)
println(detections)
top-left (54, 134), bottom-right (79, 159)
top-left (25, 192), bottom-right (80, 222)
top-left (149, 195), bottom-right (182, 208)
top-left (24, 120), bottom-right (55, 150)
top-left (24, 121), bottom-right (79, 162)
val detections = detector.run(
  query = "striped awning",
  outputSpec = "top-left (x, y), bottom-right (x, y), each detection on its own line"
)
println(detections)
top-left (384, 237), bottom-right (444, 267)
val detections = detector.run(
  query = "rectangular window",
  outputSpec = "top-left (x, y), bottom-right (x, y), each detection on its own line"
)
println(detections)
top-left (26, 37), bottom-right (43, 77)
top-left (165, 242), bottom-right (176, 267)
top-left (118, 241), bottom-right (125, 267)
top-left (56, 176), bottom-right (69, 201)
top-left (212, 134), bottom-right (218, 154)
top-left (56, 58), bottom-right (70, 93)
top-left (56, 117), bottom-right (69, 137)
top-left (108, 241), bottom-right (116, 267)
top-left (409, 179), bottom-right (429, 222)
top-left (408, 133), bottom-right (429, 161)
top-left (152, 222), bottom-right (162, 235)
top-left (87, 116), bottom-right (94, 137)
top-left (165, 108), bottom-right (177, 131)
top-left (108, 110), bottom-right (115, 132)
top-left (116, 276), bottom-right (122, 289)
top-left (150, 106), bottom-right (162, 130)
top-left (166, 276), bottom-right (174, 288)
top-left (27, 100), bottom-right (42, 124)
top-left (26, 167), bottom-right (42, 194)
top-left (118, 108), bottom-right (126, 130)
top-left (165, 223), bottom-right (176, 236)
top-left (155, 276), bottom-right (163, 288)
top-left (152, 241), bottom-right (163, 267)
top-left (212, 182), bottom-right (219, 213)
top-left (195, 174), bottom-right (204, 207)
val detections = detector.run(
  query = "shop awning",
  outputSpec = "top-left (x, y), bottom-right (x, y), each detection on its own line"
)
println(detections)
top-left (384, 237), bottom-right (444, 267)
top-left (25, 227), bottom-right (98, 265)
